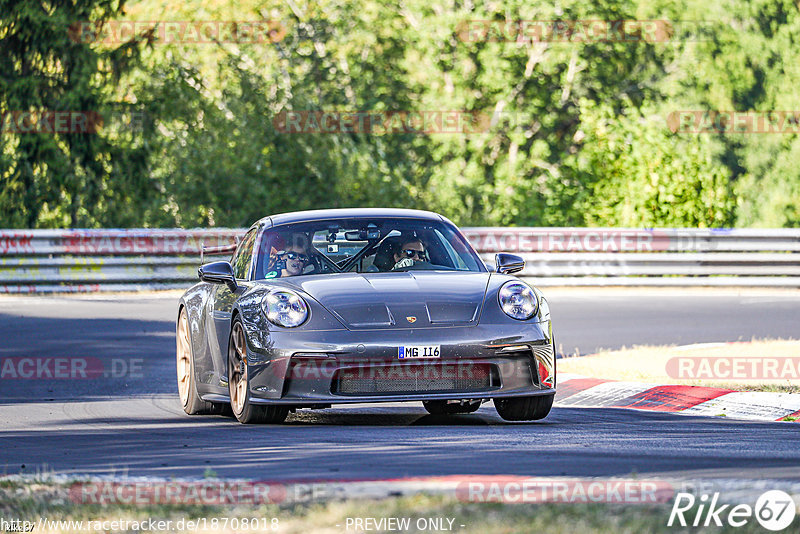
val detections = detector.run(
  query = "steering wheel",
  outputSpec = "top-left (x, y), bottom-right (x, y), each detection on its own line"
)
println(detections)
top-left (392, 260), bottom-right (441, 271)
top-left (309, 251), bottom-right (340, 273)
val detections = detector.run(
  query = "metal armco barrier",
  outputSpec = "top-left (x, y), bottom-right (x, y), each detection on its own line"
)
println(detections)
top-left (1, 228), bottom-right (799, 293)
top-left (0, 229), bottom-right (239, 293)
top-left (466, 228), bottom-right (800, 287)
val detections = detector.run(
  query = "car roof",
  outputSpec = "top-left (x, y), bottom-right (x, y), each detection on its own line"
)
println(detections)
top-left (255, 208), bottom-right (446, 228)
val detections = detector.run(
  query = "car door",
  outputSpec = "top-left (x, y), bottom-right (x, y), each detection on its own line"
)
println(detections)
top-left (205, 227), bottom-right (258, 386)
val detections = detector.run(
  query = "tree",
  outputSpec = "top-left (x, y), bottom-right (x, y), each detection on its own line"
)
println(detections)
top-left (0, 0), bottom-right (152, 228)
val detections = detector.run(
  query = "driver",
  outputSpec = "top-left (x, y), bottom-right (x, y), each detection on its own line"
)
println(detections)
top-left (265, 234), bottom-right (311, 278)
top-left (392, 238), bottom-right (428, 270)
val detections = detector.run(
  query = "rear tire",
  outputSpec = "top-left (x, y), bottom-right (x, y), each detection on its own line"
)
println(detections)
top-left (177, 307), bottom-right (214, 415)
top-left (228, 318), bottom-right (289, 424)
top-left (423, 400), bottom-right (481, 415)
top-left (494, 393), bottom-right (554, 421)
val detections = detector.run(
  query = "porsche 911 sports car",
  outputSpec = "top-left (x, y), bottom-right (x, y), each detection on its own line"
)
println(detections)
top-left (176, 208), bottom-right (556, 423)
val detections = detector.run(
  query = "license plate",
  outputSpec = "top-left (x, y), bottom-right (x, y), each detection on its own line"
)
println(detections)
top-left (398, 345), bottom-right (441, 359)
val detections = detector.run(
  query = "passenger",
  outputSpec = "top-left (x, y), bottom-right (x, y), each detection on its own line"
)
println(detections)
top-left (265, 234), bottom-right (311, 278)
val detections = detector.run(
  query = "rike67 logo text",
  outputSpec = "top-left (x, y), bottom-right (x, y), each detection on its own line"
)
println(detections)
top-left (668, 490), bottom-right (797, 531)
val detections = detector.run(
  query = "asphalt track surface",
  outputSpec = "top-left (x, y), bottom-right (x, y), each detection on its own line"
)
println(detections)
top-left (1, 289), bottom-right (799, 481)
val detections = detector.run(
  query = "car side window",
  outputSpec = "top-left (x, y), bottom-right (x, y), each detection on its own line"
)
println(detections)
top-left (231, 229), bottom-right (257, 280)
top-left (435, 229), bottom-right (467, 270)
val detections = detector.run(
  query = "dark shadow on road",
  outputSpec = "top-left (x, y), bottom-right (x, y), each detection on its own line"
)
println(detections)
top-left (0, 313), bottom-right (175, 403)
top-left (1, 406), bottom-right (798, 480)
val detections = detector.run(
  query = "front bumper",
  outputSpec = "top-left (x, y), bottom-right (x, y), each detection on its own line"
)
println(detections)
top-left (234, 321), bottom-right (556, 405)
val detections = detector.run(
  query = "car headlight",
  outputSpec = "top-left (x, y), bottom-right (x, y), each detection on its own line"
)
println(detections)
top-left (263, 290), bottom-right (308, 328)
top-left (498, 281), bottom-right (538, 320)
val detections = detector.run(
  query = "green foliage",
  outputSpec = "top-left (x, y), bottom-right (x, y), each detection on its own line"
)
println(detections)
top-left (1, 0), bottom-right (798, 228)
top-left (0, 0), bottom-right (154, 228)
top-left (570, 101), bottom-right (735, 227)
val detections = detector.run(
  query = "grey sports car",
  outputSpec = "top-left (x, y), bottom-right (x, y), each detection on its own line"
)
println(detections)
top-left (176, 208), bottom-right (556, 423)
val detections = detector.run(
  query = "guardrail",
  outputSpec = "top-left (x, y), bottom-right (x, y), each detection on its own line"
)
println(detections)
top-left (1, 228), bottom-right (799, 293)
top-left (467, 228), bottom-right (800, 287)
top-left (0, 229), bottom-right (239, 293)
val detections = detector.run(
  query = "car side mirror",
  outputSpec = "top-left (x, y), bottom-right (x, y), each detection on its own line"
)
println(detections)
top-left (198, 261), bottom-right (237, 291)
top-left (495, 253), bottom-right (525, 275)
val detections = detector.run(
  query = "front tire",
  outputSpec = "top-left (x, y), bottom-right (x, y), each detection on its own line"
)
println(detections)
top-left (494, 393), bottom-right (554, 421)
top-left (228, 319), bottom-right (289, 424)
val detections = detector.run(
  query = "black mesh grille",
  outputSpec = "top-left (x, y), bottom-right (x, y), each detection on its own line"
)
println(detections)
top-left (333, 363), bottom-right (498, 395)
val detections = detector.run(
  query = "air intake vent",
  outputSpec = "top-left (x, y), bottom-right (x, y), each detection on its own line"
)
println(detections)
top-left (497, 344), bottom-right (554, 386)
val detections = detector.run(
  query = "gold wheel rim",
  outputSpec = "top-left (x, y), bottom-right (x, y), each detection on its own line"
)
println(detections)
top-left (176, 309), bottom-right (191, 407)
top-left (230, 323), bottom-right (248, 415)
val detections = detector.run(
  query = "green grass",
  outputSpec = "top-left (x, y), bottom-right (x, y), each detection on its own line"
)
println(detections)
top-left (723, 384), bottom-right (800, 394)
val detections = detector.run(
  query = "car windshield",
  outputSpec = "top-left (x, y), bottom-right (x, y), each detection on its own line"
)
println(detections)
top-left (253, 218), bottom-right (484, 279)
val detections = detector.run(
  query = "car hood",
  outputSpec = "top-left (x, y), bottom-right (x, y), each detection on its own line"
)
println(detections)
top-left (276, 271), bottom-right (491, 330)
